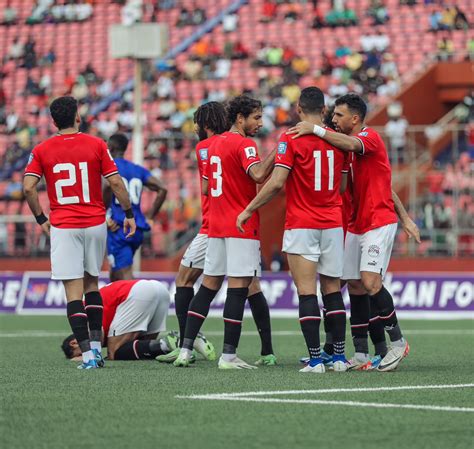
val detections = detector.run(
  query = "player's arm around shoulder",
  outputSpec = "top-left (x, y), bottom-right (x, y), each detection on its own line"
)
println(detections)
top-left (247, 140), bottom-right (277, 184)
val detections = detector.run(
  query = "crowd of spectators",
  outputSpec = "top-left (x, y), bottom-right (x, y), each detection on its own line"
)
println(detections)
top-left (25, 0), bottom-right (94, 25)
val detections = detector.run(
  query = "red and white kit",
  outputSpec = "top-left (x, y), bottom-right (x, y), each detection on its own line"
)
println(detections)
top-left (342, 127), bottom-right (399, 280)
top-left (203, 132), bottom-right (262, 277)
top-left (24, 132), bottom-right (118, 279)
top-left (276, 132), bottom-right (348, 277)
top-left (101, 280), bottom-right (170, 338)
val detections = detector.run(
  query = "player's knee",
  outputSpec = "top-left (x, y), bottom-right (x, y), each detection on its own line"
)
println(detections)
top-left (319, 276), bottom-right (340, 295)
top-left (175, 266), bottom-right (201, 288)
top-left (347, 279), bottom-right (365, 294)
top-left (360, 273), bottom-right (382, 295)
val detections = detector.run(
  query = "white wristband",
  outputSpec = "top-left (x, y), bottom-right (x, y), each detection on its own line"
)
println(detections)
top-left (313, 125), bottom-right (326, 138)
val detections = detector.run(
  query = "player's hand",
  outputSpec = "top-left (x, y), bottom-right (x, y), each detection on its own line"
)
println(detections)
top-left (107, 218), bottom-right (120, 232)
top-left (236, 210), bottom-right (252, 233)
top-left (41, 220), bottom-right (51, 237)
top-left (123, 217), bottom-right (136, 239)
top-left (401, 217), bottom-right (421, 244)
top-left (286, 121), bottom-right (315, 139)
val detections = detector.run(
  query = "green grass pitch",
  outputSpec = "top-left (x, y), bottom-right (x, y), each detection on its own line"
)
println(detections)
top-left (1, 315), bottom-right (473, 449)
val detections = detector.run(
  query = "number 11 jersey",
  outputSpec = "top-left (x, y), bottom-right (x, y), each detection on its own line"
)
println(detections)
top-left (24, 132), bottom-right (118, 228)
top-left (203, 131), bottom-right (261, 240)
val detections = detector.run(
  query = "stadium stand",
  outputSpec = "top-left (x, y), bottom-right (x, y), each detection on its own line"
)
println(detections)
top-left (0, 0), bottom-right (472, 258)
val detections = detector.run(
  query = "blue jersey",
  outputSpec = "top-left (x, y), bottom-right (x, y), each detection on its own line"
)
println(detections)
top-left (110, 158), bottom-right (152, 230)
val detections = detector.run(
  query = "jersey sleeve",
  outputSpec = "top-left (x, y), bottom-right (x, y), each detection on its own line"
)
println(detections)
top-left (202, 153), bottom-right (209, 180)
top-left (24, 148), bottom-right (43, 178)
top-left (196, 146), bottom-right (209, 180)
top-left (354, 129), bottom-right (379, 156)
top-left (140, 165), bottom-right (152, 184)
top-left (100, 141), bottom-right (119, 177)
top-left (274, 132), bottom-right (294, 170)
top-left (238, 138), bottom-right (261, 174)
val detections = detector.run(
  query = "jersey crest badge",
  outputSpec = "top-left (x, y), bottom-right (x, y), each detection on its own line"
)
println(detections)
top-left (199, 148), bottom-right (208, 160)
top-left (244, 146), bottom-right (257, 159)
top-left (277, 142), bottom-right (287, 154)
top-left (358, 132), bottom-right (368, 137)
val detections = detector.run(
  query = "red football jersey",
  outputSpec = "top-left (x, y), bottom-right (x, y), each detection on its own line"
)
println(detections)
top-left (350, 127), bottom-right (398, 234)
top-left (24, 132), bottom-right (118, 228)
top-left (203, 132), bottom-right (261, 239)
top-left (100, 280), bottom-right (140, 337)
top-left (341, 152), bottom-right (354, 235)
top-left (275, 132), bottom-right (348, 229)
top-left (195, 135), bottom-right (219, 235)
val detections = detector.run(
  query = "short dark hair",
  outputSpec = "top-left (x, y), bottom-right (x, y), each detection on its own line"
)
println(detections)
top-left (61, 334), bottom-right (76, 359)
top-left (108, 133), bottom-right (129, 153)
top-left (50, 96), bottom-right (78, 130)
top-left (298, 87), bottom-right (325, 114)
top-left (335, 94), bottom-right (367, 121)
top-left (193, 102), bottom-right (229, 135)
top-left (323, 105), bottom-right (336, 130)
top-left (226, 95), bottom-right (262, 125)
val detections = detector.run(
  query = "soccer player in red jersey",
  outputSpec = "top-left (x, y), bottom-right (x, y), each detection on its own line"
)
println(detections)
top-left (61, 279), bottom-right (176, 361)
top-left (237, 87), bottom-right (348, 373)
top-left (23, 96), bottom-right (136, 369)
top-left (174, 96), bottom-right (276, 369)
top-left (288, 93), bottom-right (420, 371)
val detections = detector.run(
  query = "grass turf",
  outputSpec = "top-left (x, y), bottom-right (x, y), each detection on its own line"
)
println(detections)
top-left (1, 316), bottom-right (473, 449)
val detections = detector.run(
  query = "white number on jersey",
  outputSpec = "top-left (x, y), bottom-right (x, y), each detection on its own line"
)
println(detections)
top-left (210, 155), bottom-right (223, 197)
top-left (115, 177), bottom-right (143, 206)
top-left (313, 150), bottom-right (334, 191)
top-left (53, 162), bottom-right (90, 205)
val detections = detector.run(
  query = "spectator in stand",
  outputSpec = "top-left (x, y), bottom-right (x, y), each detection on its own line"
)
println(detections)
top-left (454, 6), bottom-right (469, 31)
top-left (439, 6), bottom-right (456, 31)
top-left (121, 0), bottom-right (143, 26)
top-left (222, 12), bottom-right (238, 32)
top-left (311, 6), bottom-right (325, 28)
top-left (267, 45), bottom-right (284, 66)
top-left (385, 103), bottom-right (409, 164)
top-left (232, 41), bottom-right (250, 60)
top-left (261, 1), bottom-right (277, 23)
top-left (192, 7), bottom-right (206, 26)
top-left (368, 0), bottom-right (389, 25)
top-left (22, 35), bottom-right (37, 70)
top-left (429, 8), bottom-right (442, 32)
top-left (437, 34), bottom-right (454, 61)
top-left (1, 1), bottom-right (18, 25)
top-left (284, 3), bottom-right (301, 22)
top-left (39, 47), bottom-right (56, 67)
top-left (26, 0), bottom-right (54, 25)
top-left (24, 75), bottom-right (42, 96)
top-left (6, 37), bottom-right (24, 64)
top-left (176, 7), bottom-right (191, 27)
top-left (321, 51), bottom-right (335, 75)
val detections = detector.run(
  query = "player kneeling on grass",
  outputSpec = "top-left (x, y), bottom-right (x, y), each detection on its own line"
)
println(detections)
top-left (61, 279), bottom-right (179, 361)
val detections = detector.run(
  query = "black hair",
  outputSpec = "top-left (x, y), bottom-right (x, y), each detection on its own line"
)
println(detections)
top-left (226, 95), bottom-right (262, 125)
top-left (193, 102), bottom-right (229, 141)
top-left (50, 96), bottom-right (78, 130)
top-left (61, 334), bottom-right (76, 359)
top-left (335, 93), bottom-right (367, 121)
top-left (108, 133), bottom-right (129, 153)
top-left (323, 105), bottom-right (336, 130)
top-left (298, 87), bottom-right (325, 115)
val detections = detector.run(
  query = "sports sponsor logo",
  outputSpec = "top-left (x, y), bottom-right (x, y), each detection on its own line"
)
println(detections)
top-left (368, 245), bottom-right (380, 258)
top-left (368, 261), bottom-right (377, 266)
top-left (244, 146), bottom-right (257, 159)
top-left (358, 132), bottom-right (368, 137)
top-left (277, 142), bottom-right (287, 154)
top-left (199, 148), bottom-right (208, 160)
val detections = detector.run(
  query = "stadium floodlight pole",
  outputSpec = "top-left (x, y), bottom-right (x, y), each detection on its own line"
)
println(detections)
top-left (109, 22), bottom-right (168, 273)
top-left (133, 59), bottom-right (144, 166)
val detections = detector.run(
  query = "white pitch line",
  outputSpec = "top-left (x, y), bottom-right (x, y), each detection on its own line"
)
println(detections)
top-left (181, 383), bottom-right (474, 399)
top-left (0, 329), bottom-right (473, 338)
top-left (175, 396), bottom-right (474, 413)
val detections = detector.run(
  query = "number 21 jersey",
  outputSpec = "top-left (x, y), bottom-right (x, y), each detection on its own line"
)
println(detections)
top-left (204, 132), bottom-right (261, 240)
top-left (24, 132), bottom-right (118, 228)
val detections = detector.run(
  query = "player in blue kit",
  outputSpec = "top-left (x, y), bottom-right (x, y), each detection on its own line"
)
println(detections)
top-left (105, 133), bottom-right (167, 281)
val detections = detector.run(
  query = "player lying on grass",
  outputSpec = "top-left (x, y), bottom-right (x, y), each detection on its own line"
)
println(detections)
top-left (61, 279), bottom-right (211, 363)
top-left (237, 87), bottom-right (348, 373)
top-left (166, 101), bottom-right (276, 366)
top-left (104, 133), bottom-right (167, 282)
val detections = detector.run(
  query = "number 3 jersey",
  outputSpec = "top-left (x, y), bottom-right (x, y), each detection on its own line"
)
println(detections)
top-left (109, 158), bottom-right (152, 230)
top-left (24, 132), bottom-right (118, 228)
top-left (203, 131), bottom-right (261, 240)
top-left (275, 132), bottom-right (348, 230)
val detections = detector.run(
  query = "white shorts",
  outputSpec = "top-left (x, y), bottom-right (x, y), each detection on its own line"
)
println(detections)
top-left (50, 222), bottom-right (107, 280)
top-left (342, 223), bottom-right (398, 280)
top-left (283, 228), bottom-right (344, 278)
top-left (204, 237), bottom-right (262, 277)
top-left (108, 280), bottom-right (170, 337)
top-left (181, 233), bottom-right (208, 270)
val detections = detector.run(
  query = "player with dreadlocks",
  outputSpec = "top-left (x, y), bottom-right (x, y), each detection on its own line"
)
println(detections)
top-left (157, 101), bottom-right (277, 366)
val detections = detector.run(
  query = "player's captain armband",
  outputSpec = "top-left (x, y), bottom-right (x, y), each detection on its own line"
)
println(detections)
top-left (244, 146), bottom-right (257, 158)
top-left (277, 142), bottom-right (287, 154)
